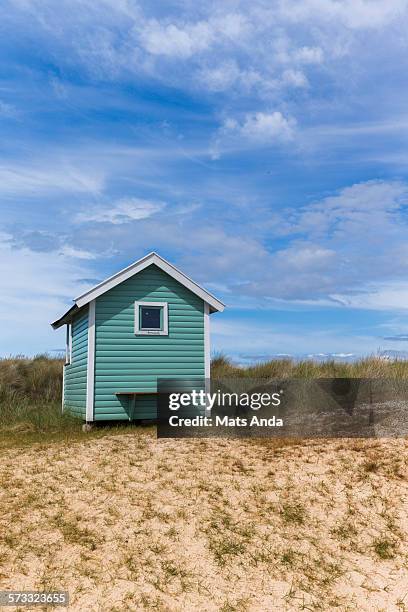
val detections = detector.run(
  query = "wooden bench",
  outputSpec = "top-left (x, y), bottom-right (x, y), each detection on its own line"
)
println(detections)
top-left (115, 391), bottom-right (159, 421)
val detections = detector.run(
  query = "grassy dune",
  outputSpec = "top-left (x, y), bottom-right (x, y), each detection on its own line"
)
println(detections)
top-left (0, 355), bottom-right (74, 444)
top-left (0, 355), bottom-right (140, 448)
top-left (211, 353), bottom-right (408, 379)
top-left (0, 353), bottom-right (408, 446)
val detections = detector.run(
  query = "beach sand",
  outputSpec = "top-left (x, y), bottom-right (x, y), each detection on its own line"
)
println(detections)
top-left (0, 432), bottom-right (407, 610)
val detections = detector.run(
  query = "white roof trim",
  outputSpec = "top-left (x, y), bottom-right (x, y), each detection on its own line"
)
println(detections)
top-left (75, 252), bottom-right (225, 313)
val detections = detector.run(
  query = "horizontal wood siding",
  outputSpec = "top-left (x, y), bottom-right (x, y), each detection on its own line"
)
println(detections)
top-left (94, 264), bottom-right (205, 420)
top-left (63, 308), bottom-right (88, 418)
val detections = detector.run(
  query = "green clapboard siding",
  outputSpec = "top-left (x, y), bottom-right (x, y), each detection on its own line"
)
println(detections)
top-left (94, 264), bottom-right (205, 420)
top-left (63, 307), bottom-right (88, 418)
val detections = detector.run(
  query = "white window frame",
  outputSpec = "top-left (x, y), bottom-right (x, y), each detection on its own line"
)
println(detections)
top-left (134, 301), bottom-right (168, 336)
top-left (65, 323), bottom-right (72, 365)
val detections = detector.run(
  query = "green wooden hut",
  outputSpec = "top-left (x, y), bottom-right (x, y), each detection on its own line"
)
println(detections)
top-left (51, 252), bottom-right (225, 423)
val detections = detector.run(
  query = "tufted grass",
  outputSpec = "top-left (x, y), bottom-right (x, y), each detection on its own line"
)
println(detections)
top-left (211, 353), bottom-right (408, 379)
top-left (1, 353), bottom-right (408, 448)
top-left (0, 355), bottom-right (151, 448)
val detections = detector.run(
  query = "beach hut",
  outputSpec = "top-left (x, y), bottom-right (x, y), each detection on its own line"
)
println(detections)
top-left (51, 252), bottom-right (225, 424)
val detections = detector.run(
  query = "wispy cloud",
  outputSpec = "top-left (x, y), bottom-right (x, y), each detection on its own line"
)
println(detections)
top-left (5, 229), bottom-right (97, 260)
top-left (0, 100), bottom-right (19, 118)
top-left (0, 162), bottom-right (104, 196)
top-left (383, 334), bottom-right (408, 341)
top-left (293, 46), bottom-right (324, 64)
top-left (75, 197), bottom-right (166, 224)
top-left (1, 0), bottom-right (378, 101)
top-left (0, 234), bottom-right (93, 354)
top-left (32, 178), bottom-right (407, 312)
top-left (58, 245), bottom-right (97, 259)
top-left (279, 0), bottom-right (408, 29)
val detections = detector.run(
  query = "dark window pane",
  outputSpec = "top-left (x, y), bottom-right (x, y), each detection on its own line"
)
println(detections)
top-left (140, 306), bottom-right (161, 329)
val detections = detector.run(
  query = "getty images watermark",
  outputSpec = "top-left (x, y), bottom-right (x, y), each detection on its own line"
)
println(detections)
top-left (167, 389), bottom-right (284, 428)
top-left (158, 377), bottom-right (408, 438)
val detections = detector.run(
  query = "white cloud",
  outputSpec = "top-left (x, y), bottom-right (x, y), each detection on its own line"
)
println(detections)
top-left (76, 197), bottom-right (165, 224)
top-left (198, 60), bottom-right (241, 92)
top-left (279, 0), bottom-right (408, 29)
top-left (0, 100), bottom-right (19, 118)
top-left (139, 13), bottom-right (250, 59)
top-left (286, 180), bottom-right (408, 238)
top-left (0, 236), bottom-right (93, 355)
top-left (58, 245), bottom-right (97, 259)
top-left (211, 12), bottom-right (250, 40)
top-left (0, 162), bottom-right (104, 195)
top-left (275, 246), bottom-right (335, 270)
top-left (6, 0), bottom-right (408, 110)
top-left (293, 46), bottom-right (324, 64)
top-left (273, 40), bottom-right (324, 67)
top-left (255, 180), bottom-right (408, 303)
top-left (224, 111), bottom-right (296, 143)
top-left (331, 281), bottom-right (408, 311)
top-left (8, 174), bottom-right (408, 338)
top-left (157, 179), bottom-right (408, 306)
top-left (281, 69), bottom-right (308, 88)
top-left (140, 20), bottom-right (213, 58)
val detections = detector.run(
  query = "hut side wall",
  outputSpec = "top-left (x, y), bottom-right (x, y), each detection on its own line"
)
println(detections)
top-left (63, 307), bottom-right (89, 418)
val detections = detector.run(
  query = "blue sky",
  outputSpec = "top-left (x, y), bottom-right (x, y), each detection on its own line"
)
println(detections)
top-left (2, 0), bottom-right (408, 361)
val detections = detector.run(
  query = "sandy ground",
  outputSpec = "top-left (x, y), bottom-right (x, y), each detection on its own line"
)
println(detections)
top-left (0, 432), bottom-right (407, 611)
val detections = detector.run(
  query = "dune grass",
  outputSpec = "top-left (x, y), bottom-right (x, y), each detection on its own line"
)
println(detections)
top-left (211, 353), bottom-right (408, 379)
top-left (1, 353), bottom-right (408, 448)
top-left (0, 355), bottom-right (143, 448)
top-left (0, 355), bottom-right (70, 438)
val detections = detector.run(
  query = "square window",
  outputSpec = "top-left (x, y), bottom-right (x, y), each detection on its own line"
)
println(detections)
top-left (135, 301), bottom-right (168, 335)
top-left (140, 306), bottom-right (162, 330)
